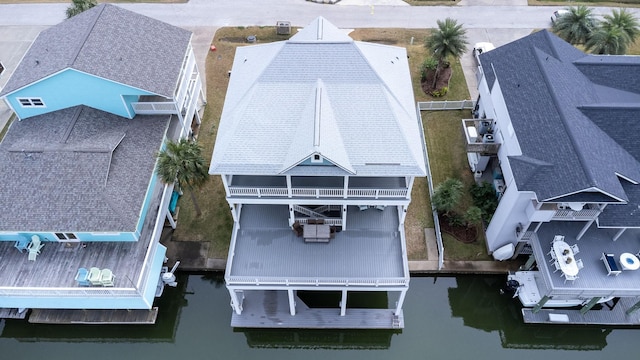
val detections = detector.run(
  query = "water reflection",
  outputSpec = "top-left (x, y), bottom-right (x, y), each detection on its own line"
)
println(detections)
top-left (448, 275), bottom-right (612, 350)
top-left (0, 274), bottom-right (638, 360)
top-left (0, 273), bottom-right (190, 343)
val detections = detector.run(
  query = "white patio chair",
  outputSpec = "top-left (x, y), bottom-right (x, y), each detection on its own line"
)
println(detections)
top-left (563, 273), bottom-right (577, 283)
top-left (548, 249), bottom-right (557, 262)
top-left (88, 267), bottom-right (102, 286)
top-left (571, 243), bottom-right (579, 255)
top-left (576, 258), bottom-right (584, 270)
top-left (553, 260), bottom-right (561, 273)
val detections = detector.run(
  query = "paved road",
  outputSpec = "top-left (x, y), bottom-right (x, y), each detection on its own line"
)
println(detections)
top-left (0, 0), bottom-right (631, 28)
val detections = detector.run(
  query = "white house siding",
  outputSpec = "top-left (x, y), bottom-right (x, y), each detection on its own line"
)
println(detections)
top-left (485, 179), bottom-right (537, 253)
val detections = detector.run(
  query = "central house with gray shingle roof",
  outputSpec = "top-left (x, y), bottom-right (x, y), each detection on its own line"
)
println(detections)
top-left (209, 17), bottom-right (426, 329)
top-left (469, 30), bottom-right (640, 316)
top-left (0, 4), bottom-right (203, 315)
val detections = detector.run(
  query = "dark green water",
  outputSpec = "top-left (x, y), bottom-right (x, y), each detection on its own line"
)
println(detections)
top-left (1, 274), bottom-right (637, 360)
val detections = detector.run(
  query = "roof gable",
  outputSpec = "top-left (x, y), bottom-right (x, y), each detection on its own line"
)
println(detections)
top-left (0, 4), bottom-right (191, 98)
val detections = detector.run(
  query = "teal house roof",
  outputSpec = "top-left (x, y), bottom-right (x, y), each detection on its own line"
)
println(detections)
top-left (0, 4), bottom-right (191, 98)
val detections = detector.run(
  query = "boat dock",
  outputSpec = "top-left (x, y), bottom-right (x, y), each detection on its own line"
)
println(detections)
top-left (231, 290), bottom-right (403, 329)
top-left (28, 308), bottom-right (159, 325)
top-left (522, 297), bottom-right (640, 326)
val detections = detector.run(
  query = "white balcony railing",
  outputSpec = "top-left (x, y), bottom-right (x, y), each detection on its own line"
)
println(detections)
top-left (552, 209), bottom-right (600, 220)
top-left (226, 276), bottom-right (409, 287)
top-left (228, 187), bottom-right (408, 199)
top-left (132, 102), bottom-right (178, 115)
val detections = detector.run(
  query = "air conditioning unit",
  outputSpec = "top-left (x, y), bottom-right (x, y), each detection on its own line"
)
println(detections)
top-left (479, 121), bottom-right (492, 135)
top-left (276, 21), bottom-right (291, 35)
top-left (482, 133), bottom-right (495, 143)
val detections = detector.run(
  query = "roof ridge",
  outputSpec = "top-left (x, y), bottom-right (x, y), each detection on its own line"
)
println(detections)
top-left (69, 4), bottom-right (108, 68)
top-left (532, 47), bottom-right (598, 188)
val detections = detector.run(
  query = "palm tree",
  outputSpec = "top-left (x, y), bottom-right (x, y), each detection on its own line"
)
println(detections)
top-left (585, 26), bottom-right (627, 55)
top-left (431, 178), bottom-right (464, 217)
top-left (599, 8), bottom-right (640, 50)
top-left (551, 5), bottom-right (597, 45)
top-left (66, 0), bottom-right (97, 18)
top-left (425, 18), bottom-right (468, 89)
top-left (155, 139), bottom-right (209, 217)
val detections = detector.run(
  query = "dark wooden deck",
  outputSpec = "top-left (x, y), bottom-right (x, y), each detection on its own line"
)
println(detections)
top-left (28, 308), bottom-right (159, 324)
top-left (522, 297), bottom-right (640, 325)
top-left (231, 290), bottom-right (403, 329)
top-left (0, 308), bottom-right (27, 319)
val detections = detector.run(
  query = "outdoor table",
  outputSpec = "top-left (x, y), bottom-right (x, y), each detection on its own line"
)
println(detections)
top-left (552, 240), bottom-right (579, 277)
top-left (620, 253), bottom-right (640, 270)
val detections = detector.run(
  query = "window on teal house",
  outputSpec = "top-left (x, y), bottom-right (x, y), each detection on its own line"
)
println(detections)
top-left (56, 233), bottom-right (77, 240)
top-left (17, 97), bottom-right (45, 107)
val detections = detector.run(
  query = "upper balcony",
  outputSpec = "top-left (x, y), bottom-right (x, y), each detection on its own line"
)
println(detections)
top-left (226, 175), bottom-right (410, 201)
top-left (527, 200), bottom-right (601, 222)
top-left (462, 119), bottom-right (500, 155)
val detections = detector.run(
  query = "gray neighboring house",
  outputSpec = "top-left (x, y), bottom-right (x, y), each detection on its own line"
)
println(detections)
top-left (209, 17), bottom-right (427, 329)
top-left (467, 29), bottom-right (640, 315)
top-left (0, 4), bottom-right (203, 313)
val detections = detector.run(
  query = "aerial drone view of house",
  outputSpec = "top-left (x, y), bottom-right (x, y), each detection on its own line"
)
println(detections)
top-left (467, 29), bottom-right (640, 322)
top-left (209, 17), bottom-right (427, 329)
top-left (0, 4), bottom-right (203, 317)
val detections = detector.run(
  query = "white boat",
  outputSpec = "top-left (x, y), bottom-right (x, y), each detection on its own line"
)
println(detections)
top-left (505, 271), bottom-right (614, 308)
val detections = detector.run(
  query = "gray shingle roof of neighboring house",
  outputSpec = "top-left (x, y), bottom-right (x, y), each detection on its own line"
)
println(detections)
top-left (209, 17), bottom-right (426, 177)
top-left (479, 30), bottom-right (640, 211)
top-left (0, 106), bottom-right (169, 232)
top-left (0, 4), bottom-right (191, 98)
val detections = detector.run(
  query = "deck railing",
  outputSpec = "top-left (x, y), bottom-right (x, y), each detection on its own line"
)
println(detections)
top-left (132, 101), bottom-right (178, 115)
top-left (552, 209), bottom-right (599, 220)
top-left (0, 287), bottom-right (140, 297)
top-left (226, 276), bottom-right (409, 287)
top-left (228, 186), bottom-right (408, 199)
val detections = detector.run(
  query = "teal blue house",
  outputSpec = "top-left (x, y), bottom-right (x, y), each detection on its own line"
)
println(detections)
top-left (0, 5), bottom-right (204, 313)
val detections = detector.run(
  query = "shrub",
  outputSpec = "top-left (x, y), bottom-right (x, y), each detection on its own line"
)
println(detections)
top-left (430, 86), bottom-right (448, 97)
top-left (432, 178), bottom-right (464, 216)
top-left (470, 181), bottom-right (498, 222)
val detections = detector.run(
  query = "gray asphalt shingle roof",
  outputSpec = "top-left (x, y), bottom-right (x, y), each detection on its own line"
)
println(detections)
top-left (0, 106), bottom-right (169, 232)
top-left (0, 4), bottom-right (191, 98)
top-left (209, 17), bottom-right (426, 177)
top-left (481, 30), bottom-right (640, 226)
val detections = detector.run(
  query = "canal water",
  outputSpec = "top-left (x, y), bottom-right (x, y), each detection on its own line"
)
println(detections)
top-left (1, 274), bottom-right (638, 360)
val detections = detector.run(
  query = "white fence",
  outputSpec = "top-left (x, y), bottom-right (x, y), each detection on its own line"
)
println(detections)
top-left (418, 100), bottom-right (474, 111)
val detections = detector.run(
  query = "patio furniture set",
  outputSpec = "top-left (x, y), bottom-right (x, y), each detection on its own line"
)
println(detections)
top-left (75, 267), bottom-right (115, 287)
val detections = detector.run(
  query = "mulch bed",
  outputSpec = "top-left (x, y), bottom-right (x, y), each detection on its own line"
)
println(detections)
top-left (438, 213), bottom-right (478, 244)
top-left (421, 66), bottom-right (452, 95)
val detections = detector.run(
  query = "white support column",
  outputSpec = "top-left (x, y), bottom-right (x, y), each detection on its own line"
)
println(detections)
top-left (406, 176), bottom-right (415, 199)
top-left (286, 175), bottom-right (292, 198)
top-left (612, 227), bottom-right (626, 242)
top-left (577, 219), bottom-right (595, 240)
top-left (228, 288), bottom-right (243, 315)
top-left (166, 211), bottom-right (176, 229)
top-left (395, 289), bottom-right (407, 316)
top-left (288, 289), bottom-right (296, 316)
top-left (340, 289), bottom-right (348, 316)
top-left (289, 205), bottom-right (295, 226)
top-left (221, 174), bottom-right (231, 197)
top-left (342, 205), bottom-right (347, 230)
top-left (343, 176), bottom-right (349, 199)
top-left (230, 204), bottom-right (239, 223)
top-left (399, 205), bottom-right (408, 226)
